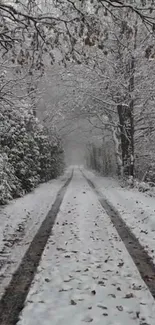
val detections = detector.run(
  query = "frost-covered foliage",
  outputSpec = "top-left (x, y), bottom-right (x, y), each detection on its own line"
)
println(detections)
top-left (0, 104), bottom-right (64, 204)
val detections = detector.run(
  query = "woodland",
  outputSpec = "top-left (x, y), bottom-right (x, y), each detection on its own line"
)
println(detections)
top-left (0, 0), bottom-right (155, 203)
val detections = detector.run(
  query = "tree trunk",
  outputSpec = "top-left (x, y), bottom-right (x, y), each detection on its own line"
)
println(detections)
top-left (128, 55), bottom-right (135, 177)
top-left (117, 97), bottom-right (134, 177)
top-left (111, 125), bottom-right (123, 176)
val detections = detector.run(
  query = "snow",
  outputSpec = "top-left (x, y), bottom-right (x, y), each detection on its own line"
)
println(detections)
top-left (0, 170), bottom-right (70, 299)
top-left (18, 169), bottom-right (155, 325)
top-left (84, 169), bottom-right (155, 265)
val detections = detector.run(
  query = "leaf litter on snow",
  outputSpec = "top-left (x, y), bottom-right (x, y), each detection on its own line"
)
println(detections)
top-left (0, 175), bottom-right (68, 299)
top-left (84, 169), bottom-right (155, 265)
top-left (17, 170), bottom-right (155, 325)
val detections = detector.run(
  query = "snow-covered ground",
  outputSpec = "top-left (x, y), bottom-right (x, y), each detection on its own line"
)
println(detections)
top-left (0, 170), bottom-right (71, 298)
top-left (84, 169), bottom-right (155, 265)
top-left (18, 170), bottom-right (155, 325)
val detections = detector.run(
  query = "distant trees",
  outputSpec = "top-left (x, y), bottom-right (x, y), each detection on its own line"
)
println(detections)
top-left (52, 2), bottom-right (155, 183)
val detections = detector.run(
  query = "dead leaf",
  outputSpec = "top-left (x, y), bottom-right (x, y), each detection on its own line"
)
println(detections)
top-left (57, 247), bottom-right (66, 252)
top-left (117, 287), bottom-right (121, 291)
top-left (64, 278), bottom-right (73, 283)
top-left (97, 304), bottom-right (108, 310)
top-left (98, 280), bottom-right (105, 286)
top-left (132, 284), bottom-right (142, 290)
top-left (140, 230), bottom-right (148, 234)
top-left (70, 299), bottom-right (77, 305)
top-left (104, 256), bottom-right (110, 263)
top-left (118, 261), bottom-right (124, 267)
top-left (136, 311), bottom-right (140, 318)
top-left (116, 305), bottom-right (123, 311)
top-left (59, 288), bottom-right (68, 292)
top-left (108, 294), bottom-right (116, 298)
top-left (124, 293), bottom-right (134, 299)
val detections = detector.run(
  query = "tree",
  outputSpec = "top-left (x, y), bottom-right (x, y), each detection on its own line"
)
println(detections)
top-left (45, 2), bottom-right (155, 181)
top-left (1, 0), bottom-right (155, 188)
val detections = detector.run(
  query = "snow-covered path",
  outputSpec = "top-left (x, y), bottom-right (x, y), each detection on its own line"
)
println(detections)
top-left (83, 169), bottom-right (155, 265)
top-left (0, 170), bottom-right (71, 299)
top-left (17, 169), bottom-right (155, 325)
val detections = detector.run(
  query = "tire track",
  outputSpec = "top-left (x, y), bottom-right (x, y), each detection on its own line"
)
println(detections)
top-left (0, 170), bottom-right (73, 325)
top-left (82, 170), bottom-right (155, 300)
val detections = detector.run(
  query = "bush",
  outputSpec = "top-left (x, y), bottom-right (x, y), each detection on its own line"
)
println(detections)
top-left (0, 104), bottom-right (64, 204)
top-left (0, 153), bottom-right (23, 204)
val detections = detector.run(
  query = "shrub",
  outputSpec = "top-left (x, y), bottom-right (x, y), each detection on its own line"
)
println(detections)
top-left (0, 104), bottom-right (64, 204)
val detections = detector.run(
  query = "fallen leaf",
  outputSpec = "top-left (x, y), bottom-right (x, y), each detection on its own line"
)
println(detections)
top-left (97, 304), bottom-right (108, 310)
top-left (59, 288), bottom-right (70, 292)
top-left (108, 294), bottom-right (116, 298)
top-left (116, 305), bottom-right (123, 311)
top-left (132, 284), bottom-right (142, 291)
top-left (98, 280), bottom-right (105, 286)
top-left (57, 247), bottom-right (66, 252)
top-left (70, 299), bottom-right (77, 305)
top-left (124, 293), bottom-right (134, 299)
top-left (117, 287), bottom-right (121, 291)
top-left (118, 261), bottom-right (124, 267)
top-left (136, 311), bottom-right (140, 318)
top-left (64, 278), bottom-right (73, 283)
top-left (104, 256), bottom-right (110, 263)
